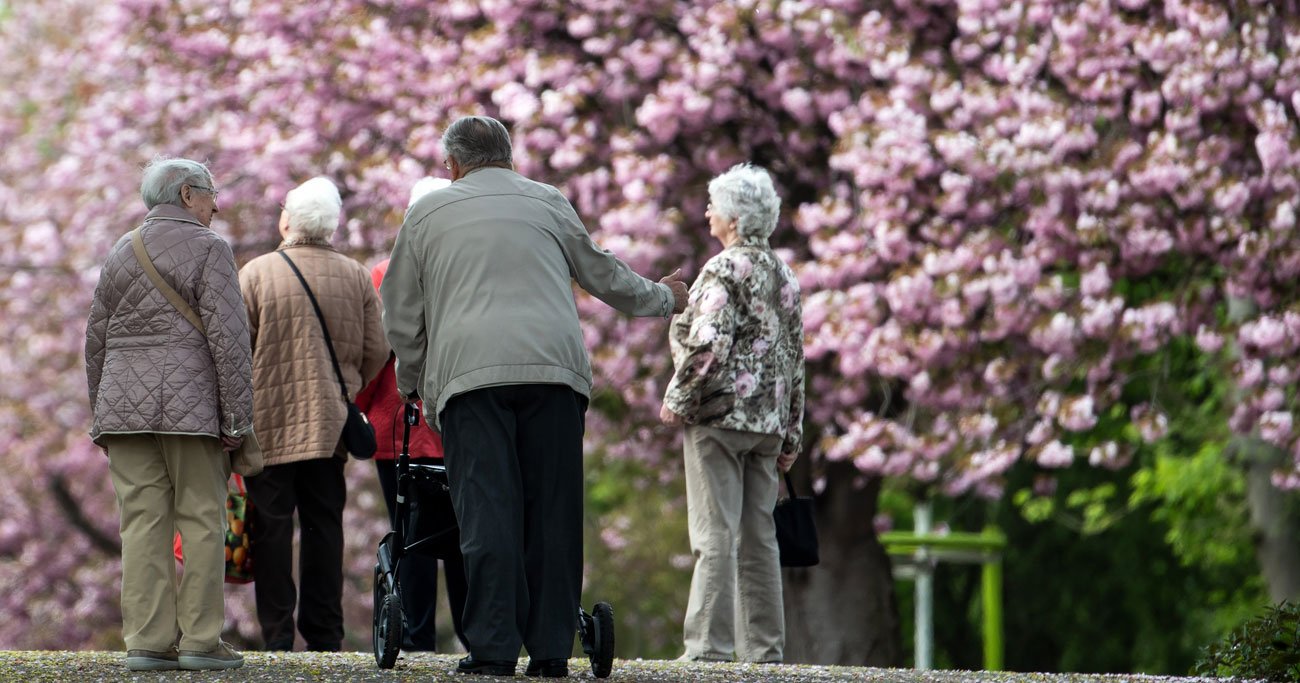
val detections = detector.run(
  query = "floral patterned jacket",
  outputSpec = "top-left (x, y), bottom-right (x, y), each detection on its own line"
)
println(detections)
top-left (664, 241), bottom-right (805, 455)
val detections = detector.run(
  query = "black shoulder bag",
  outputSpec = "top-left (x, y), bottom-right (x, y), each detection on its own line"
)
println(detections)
top-left (773, 471), bottom-right (820, 567)
top-left (278, 251), bottom-right (377, 460)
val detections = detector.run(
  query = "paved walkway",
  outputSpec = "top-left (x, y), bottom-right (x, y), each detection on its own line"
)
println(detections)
top-left (0, 651), bottom-right (1231, 682)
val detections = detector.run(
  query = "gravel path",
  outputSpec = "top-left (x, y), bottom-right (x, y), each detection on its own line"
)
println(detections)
top-left (0, 651), bottom-right (1238, 683)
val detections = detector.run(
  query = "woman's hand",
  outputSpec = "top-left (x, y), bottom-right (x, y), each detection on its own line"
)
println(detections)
top-left (777, 452), bottom-right (798, 472)
top-left (660, 404), bottom-right (682, 425)
top-left (220, 435), bottom-right (243, 452)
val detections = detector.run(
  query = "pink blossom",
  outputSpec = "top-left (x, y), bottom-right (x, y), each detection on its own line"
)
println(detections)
top-left (1259, 412), bottom-right (1294, 446)
top-left (1088, 441), bottom-right (1129, 470)
top-left (1240, 316), bottom-right (1290, 352)
top-left (1132, 405), bottom-right (1170, 443)
top-left (1038, 440), bottom-right (1075, 468)
top-left (1059, 396), bottom-right (1098, 432)
top-left (1195, 325), bottom-right (1224, 353)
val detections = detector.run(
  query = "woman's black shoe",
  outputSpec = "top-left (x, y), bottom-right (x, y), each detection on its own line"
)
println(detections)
top-left (525, 658), bottom-right (569, 677)
top-left (457, 655), bottom-right (516, 676)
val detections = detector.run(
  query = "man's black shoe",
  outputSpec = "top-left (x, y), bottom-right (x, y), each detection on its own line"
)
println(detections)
top-left (525, 658), bottom-right (569, 677)
top-left (457, 654), bottom-right (516, 676)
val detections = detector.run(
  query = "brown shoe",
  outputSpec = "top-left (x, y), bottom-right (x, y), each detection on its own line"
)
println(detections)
top-left (179, 640), bottom-right (245, 670)
top-left (126, 646), bottom-right (179, 671)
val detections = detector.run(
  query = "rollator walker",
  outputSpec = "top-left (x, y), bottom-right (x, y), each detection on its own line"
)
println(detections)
top-left (372, 402), bottom-right (615, 677)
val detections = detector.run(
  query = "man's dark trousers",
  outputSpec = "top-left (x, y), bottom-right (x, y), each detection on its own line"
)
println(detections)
top-left (440, 384), bottom-right (586, 662)
top-left (245, 456), bottom-right (346, 651)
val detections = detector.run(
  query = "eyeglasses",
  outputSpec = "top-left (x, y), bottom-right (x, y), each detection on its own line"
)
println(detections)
top-left (188, 184), bottom-right (219, 199)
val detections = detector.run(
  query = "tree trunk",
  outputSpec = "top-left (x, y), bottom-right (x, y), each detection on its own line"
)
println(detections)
top-left (782, 462), bottom-right (901, 665)
top-left (1226, 297), bottom-right (1300, 603)
top-left (1243, 444), bottom-right (1300, 602)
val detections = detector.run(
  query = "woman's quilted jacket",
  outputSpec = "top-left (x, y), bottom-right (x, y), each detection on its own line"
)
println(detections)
top-left (239, 243), bottom-right (389, 467)
top-left (85, 204), bottom-right (255, 445)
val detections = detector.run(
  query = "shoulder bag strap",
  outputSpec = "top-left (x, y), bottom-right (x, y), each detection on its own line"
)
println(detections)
top-left (277, 251), bottom-right (350, 400)
top-left (131, 227), bottom-right (206, 336)
top-left (783, 472), bottom-right (799, 498)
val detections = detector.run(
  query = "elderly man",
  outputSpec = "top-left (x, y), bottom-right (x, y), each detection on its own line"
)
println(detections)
top-left (382, 115), bottom-right (688, 677)
top-left (239, 176), bottom-right (389, 652)
top-left (86, 157), bottom-right (251, 671)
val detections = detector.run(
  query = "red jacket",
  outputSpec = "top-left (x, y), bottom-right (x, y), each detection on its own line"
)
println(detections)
top-left (354, 259), bottom-right (444, 461)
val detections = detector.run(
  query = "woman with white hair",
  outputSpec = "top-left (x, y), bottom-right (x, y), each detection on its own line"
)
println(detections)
top-left (238, 177), bottom-right (390, 651)
top-left (354, 176), bottom-right (468, 652)
top-left (660, 163), bottom-right (806, 663)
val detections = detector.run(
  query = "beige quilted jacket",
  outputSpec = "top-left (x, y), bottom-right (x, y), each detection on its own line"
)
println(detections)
top-left (239, 243), bottom-right (389, 467)
top-left (85, 204), bottom-right (255, 445)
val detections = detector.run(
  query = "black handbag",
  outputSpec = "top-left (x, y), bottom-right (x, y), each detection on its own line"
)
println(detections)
top-left (773, 472), bottom-right (819, 567)
top-left (279, 251), bottom-right (378, 460)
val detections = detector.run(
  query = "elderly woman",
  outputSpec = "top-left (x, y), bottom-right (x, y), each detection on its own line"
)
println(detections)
top-left (660, 163), bottom-right (805, 663)
top-left (354, 176), bottom-right (468, 652)
top-left (86, 157), bottom-right (251, 671)
top-left (239, 177), bottom-right (389, 651)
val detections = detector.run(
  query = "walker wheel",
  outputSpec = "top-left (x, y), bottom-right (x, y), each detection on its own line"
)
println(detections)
top-left (590, 602), bottom-right (615, 678)
top-left (372, 566), bottom-right (403, 669)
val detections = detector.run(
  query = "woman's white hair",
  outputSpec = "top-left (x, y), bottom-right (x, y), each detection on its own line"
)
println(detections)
top-left (707, 163), bottom-right (781, 241)
top-left (284, 177), bottom-right (342, 240)
top-left (407, 176), bottom-right (450, 209)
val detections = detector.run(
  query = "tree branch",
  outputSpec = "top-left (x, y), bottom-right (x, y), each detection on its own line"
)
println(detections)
top-left (49, 474), bottom-right (120, 556)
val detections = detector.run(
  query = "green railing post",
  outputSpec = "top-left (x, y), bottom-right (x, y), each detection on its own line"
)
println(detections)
top-left (879, 525), bottom-right (1006, 672)
top-left (981, 527), bottom-right (1004, 671)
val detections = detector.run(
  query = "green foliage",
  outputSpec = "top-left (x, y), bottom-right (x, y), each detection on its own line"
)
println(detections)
top-left (580, 450), bottom-right (692, 660)
top-left (879, 334), bottom-right (1270, 674)
top-left (1195, 602), bottom-right (1300, 682)
top-left (1130, 447), bottom-right (1254, 571)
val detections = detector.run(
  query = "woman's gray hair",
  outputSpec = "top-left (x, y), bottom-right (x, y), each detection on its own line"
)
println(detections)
top-left (407, 176), bottom-right (450, 209)
top-left (440, 116), bottom-right (513, 169)
top-left (140, 157), bottom-right (214, 209)
top-left (707, 163), bottom-right (781, 241)
top-left (283, 176), bottom-right (342, 240)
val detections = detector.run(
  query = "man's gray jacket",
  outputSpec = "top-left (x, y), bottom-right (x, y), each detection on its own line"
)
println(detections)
top-left (381, 167), bottom-right (673, 428)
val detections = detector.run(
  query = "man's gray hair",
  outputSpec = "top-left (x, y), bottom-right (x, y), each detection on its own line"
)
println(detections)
top-left (140, 156), bottom-right (214, 209)
top-left (707, 163), bottom-right (781, 241)
top-left (440, 116), bottom-right (513, 169)
top-left (284, 177), bottom-right (342, 240)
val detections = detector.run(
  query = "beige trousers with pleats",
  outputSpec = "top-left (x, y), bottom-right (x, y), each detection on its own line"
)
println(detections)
top-left (106, 433), bottom-right (229, 652)
top-left (681, 424), bottom-right (785, 663)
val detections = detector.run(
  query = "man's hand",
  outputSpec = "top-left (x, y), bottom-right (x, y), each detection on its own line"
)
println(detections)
top-left (221, 435), bottom-right (243, 452)
top-left (660, 404), bottom-right (682, 425)
top-left (659, 269), bottom-right (689, 314)
top-left (777, 452), bottom-right (798, 472)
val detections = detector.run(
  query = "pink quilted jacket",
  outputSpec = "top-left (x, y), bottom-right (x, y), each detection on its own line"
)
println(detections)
top-left (85, 204), bottom-right (255, 445)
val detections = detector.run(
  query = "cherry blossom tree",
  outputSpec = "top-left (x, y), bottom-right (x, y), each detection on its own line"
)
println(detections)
top-left (3, 0), bottom-right (1300, 663)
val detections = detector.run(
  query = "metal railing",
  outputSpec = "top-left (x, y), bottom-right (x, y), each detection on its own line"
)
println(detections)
top-left (879, 503), bottom-right (1006, 671)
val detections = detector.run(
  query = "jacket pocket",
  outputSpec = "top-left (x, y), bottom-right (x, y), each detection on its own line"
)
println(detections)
top-left (105, 333), bottom-right (169, 350)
